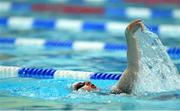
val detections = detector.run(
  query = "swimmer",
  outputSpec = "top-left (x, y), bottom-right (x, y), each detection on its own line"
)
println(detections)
top-left (72, 81), bottom-right (99, 92)
top-left (72, 19), bottom-right (144, 94)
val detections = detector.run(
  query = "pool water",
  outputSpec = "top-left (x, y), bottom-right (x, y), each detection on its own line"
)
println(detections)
top-left (0, 31), bottom-right (179, 109)
top-left (0, 1), bottom-right (180, 110)
top-left (0, 78), bottom-right (180, 110)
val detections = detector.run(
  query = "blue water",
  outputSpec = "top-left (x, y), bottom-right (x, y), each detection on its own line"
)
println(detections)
top-left (0, 39), bottom-right (179, 110)
top-left (0, 78), bottom-right (180, 110)
top-left (0, 1), bottom-right (180, 110)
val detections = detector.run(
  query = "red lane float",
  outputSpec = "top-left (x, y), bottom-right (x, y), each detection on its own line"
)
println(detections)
top-left (32, 4), bottom-right (104, 14)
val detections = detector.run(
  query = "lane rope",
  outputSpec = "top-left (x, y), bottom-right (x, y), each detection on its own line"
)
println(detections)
top-left (0, 1), bottom-right (180, 20)
top-left (0, 66), bottom-right (121, 80)
top-left (0, 16), bottom-right (180, 37)
top-left (0, 37), bottom-right (179, 59)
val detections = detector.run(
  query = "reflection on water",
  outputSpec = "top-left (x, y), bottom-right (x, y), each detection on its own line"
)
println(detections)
top-left (0, 93), bottom-right (70, 110)
top-left (0, 91), bottom-right (180, 110)
top-left (0, 78), bottom-right (180, 110)
top-left (0, 53), bottom-right (15, 60)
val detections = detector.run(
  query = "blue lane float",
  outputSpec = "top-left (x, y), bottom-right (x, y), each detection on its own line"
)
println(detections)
top-left (0, 37), bottom-right (179, 59)
top-left (0, 1), bottom-right (180, 20)
top-left (0, 66), bottom-right (121, 80)
top-left (0, 16), bottom-right (179, 37)
top-left (0, 37), bottom-right (127, 51)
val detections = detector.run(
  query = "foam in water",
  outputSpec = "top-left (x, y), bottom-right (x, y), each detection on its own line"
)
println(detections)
top-left (132, 27), bottom-right (180, 95)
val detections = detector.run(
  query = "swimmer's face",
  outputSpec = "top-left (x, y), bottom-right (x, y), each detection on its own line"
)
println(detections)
top-left (73, 81), bottom-right (98, 92)
top-left (82, 81), bottom-right (97, 91)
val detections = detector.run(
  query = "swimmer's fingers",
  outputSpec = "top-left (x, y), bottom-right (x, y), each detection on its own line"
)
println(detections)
top-left (128, 19), bottom-right (142, 31)
top-left (132, 22), bottom-right (144, 33)
top-left (127, 21), bottom-right (144, 35)
top-left (139, 22), bottom-right (144, 32)
top-left (127, 22), bottom-right (138, 34)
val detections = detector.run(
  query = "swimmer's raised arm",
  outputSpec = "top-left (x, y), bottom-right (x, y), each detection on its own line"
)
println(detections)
top-left (72, 20), bottom-right (144, 94)
top-left (112, 20), bottom-right (144, 94)
top-left (126, 20), bottom-right (144, 70)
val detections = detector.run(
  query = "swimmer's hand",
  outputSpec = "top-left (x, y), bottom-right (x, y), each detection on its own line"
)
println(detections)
top-left (125, 19), bottom-right (144, 36)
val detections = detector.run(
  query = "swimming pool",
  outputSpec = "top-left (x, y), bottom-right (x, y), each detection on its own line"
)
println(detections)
top-left (0, 1), bottom-right (180, 110)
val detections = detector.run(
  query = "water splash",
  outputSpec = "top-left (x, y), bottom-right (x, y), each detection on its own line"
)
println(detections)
top-left (132, 27), bottom-right (180, 95)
